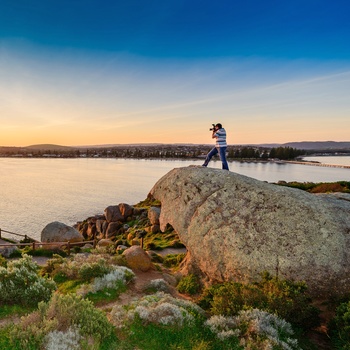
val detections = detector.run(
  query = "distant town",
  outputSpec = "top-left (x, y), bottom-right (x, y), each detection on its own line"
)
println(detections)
top-left (1, 142), bottom-right (350, 161)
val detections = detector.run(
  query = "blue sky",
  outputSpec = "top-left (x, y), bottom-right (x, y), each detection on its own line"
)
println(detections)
top-left (1, 0), bottom-right (349, 146)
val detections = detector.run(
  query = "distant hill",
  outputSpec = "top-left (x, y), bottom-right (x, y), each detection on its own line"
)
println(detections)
top-left (25, 144), bottom-right (74, 151)
top-left (1, 141), bottom-right (349, 152)
top-left (281, 141), bottom-right (350, 150)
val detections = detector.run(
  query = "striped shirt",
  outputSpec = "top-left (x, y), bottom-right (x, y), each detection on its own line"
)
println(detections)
top-left (214, 128), bottom-right (227, 147)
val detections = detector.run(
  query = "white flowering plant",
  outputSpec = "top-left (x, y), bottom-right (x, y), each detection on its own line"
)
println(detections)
top-left (0, 254), bottom-right (56, 307)
top-left (205, 309), bottom-right (300, 350)
top-left (77, 265), bottom-right (134, 299)
top-left (110, 291), bottom-right (205, 329)
top-left (143, 278), bottom-right (171, 294)
top-left (9, 293), bottom-right (117, 349)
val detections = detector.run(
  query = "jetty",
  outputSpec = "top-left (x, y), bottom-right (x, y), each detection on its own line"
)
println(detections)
top-left (284, 160), bottom-right (350, 169)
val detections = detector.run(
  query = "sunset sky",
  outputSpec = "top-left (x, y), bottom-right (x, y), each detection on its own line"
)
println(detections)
top-left (1, 0), bottom-right (349, 146)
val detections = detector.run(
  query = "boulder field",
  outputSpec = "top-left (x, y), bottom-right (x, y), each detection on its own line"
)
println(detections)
top-left (149, 166), bottom-right (350, 297)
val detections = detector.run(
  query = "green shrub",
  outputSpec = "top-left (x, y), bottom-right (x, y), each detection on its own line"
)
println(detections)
top-left (177, 274), bottom-right (201, 295)
top-left (199, 282), bottom-right (266, 316)
top-left (163, 253), bottom-right (186, 268)
top-left (330, 300), bottom-right (350, 349)
top-left (77, 265), bottom-right (135, 301)
top-left (42, 253), bottom-right (117, 282)
top-left (198, 272), bottom-right (319, 329)
top-left (78, 259), bottom-right (110, 282)
top-left (0, 254), bottom-right (56, 307)
top-left (0, 254), bottom-right (7, 267)
top-left (9, 293), bottom-right (116, 349)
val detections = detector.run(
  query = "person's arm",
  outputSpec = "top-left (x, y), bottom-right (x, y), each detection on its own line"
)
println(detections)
top-left (212, 127), bottom-right (219, 139)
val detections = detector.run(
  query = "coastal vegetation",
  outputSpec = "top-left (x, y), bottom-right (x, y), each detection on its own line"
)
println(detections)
top-left (1, 184), bottom-right (350, 349)
top-left (276, 180), bottom-right (350, 193)
top-left (1, 242), bottom-right (350, 348)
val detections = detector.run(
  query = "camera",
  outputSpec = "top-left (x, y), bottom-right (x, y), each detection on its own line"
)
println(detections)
top-left (209, 124), bottom-right (216, 131)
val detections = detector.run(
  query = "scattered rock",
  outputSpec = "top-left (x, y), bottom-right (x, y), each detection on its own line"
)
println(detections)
top-left (97, 239), bottom-right (114, 247)
top-left (122, 246), bottom-right (153, 272)
top-left (0, 244), bottom-right (20, 258)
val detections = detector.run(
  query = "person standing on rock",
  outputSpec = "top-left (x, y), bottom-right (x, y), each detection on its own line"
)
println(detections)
top-left (202, 123), bottom-right (229, 170)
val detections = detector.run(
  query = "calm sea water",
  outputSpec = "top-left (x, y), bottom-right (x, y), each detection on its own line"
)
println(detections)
top-left (1, 157), bottom-right (349, 241)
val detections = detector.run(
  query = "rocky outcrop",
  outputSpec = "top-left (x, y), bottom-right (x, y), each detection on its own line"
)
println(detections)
top-left (149, 166), bottom-right (350, 297)
top-left (41, 221), bottom-right (83, 243)
top-left (76, 203), bottom-right (136, 240)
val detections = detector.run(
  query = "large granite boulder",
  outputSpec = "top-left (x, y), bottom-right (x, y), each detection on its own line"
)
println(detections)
top-left (149, 166), bottom-right (350, 297)
top-left (41, 221), bottom-right (83, 243)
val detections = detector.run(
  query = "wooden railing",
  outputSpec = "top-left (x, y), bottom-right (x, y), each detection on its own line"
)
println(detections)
top-left (0, 228), bottom-right (38, 242)
top-left (0, 228), bottom-right (97, 255)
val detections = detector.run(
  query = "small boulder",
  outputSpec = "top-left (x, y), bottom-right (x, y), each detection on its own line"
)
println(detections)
top-left (104, 205), bottom-right (123, 223)
top-left (148, 206), bottom-right (161, 225)
top-left (97, 239), bottom-right (115, 247)
top-left (122, 246), bottom-right (153, 271)
top-left (116, 244), bottom-right (128, 251)
top-left (119, 203), bottom-right (133, 219)
top-left (106, 222), bottom-right (122, 238)
top-left (41, 222), bottom-right (83, 243)
top-left (0, 244), bottom-right (20, 258)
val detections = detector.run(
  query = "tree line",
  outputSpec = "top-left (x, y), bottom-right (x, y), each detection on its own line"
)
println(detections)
top-left (228, 146), bottom-right (305, 160)
top-left (0, 145), bottom-right (305, 160)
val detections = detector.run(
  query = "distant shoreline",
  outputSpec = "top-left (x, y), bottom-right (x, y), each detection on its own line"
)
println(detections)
top-left (285, 160), bottom-right (350, 169)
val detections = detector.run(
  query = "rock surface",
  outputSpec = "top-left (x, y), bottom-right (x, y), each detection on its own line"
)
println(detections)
top-left (41, 221), bottom-right (83, 243)
top-left (0, 240), bottom-right (20, 258)
top-left (122, 246), bottom-right (153, 272)
top-left (149, 166), bottom-right (350, 297)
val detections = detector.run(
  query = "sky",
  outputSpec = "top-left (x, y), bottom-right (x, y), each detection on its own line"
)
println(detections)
top-left (1, 0), bottom-right (350, 146)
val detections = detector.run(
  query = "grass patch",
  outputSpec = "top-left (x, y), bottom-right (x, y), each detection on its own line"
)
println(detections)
top-left (163, 253), bottom-right (186, 269)
top-left (117, 317), bottom-right (241, 350)
top-left (134, 197), bottom-right (161, 208)
top-left (144, 231), bottom-right (184, 250)
top-left (86, 285), bottom-right (127, 306)
top-left (0, 304), bottom-right (34, 320)
top-left (57, 279), bottom-right (83, 294)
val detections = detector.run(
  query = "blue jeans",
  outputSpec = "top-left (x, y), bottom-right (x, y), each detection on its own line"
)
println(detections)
top-left (202, 147), bottom-right (229, 170)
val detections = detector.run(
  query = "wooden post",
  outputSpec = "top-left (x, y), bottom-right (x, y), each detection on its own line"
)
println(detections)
top-left (93, 238), bottom-right (97, 248)
top-left (140, 237), bottom-right (144, 249)
top-left (67, 241), bottom-right (70, 256)
top-left (32, 242), bottom-right (36, 251)
top-left (0, 228), bottom-right (2, 239)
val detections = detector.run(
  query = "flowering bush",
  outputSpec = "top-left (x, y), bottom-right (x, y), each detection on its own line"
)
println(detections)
top-left (0, 254), bottom-right (56, 306)
top-left (43, 253), bottom-right (128, 283)
top-left (143, 278), bottom-right (171, 294)
top-left (9, 293), bottom-right (115, 349)
top-left (205, 309), bottom-right (300, 350)
top-left (199, 272), bottom-right (319, 329)
top-left (45, 326), bottom-right (82, 350)
top-left (110, 291), bottom-right (205, 329)
top-left (77, 265), bottom-right (134, 296)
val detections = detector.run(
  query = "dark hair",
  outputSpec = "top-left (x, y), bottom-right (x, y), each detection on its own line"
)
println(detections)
top-left (216, 123), bottom-right (222, 129)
